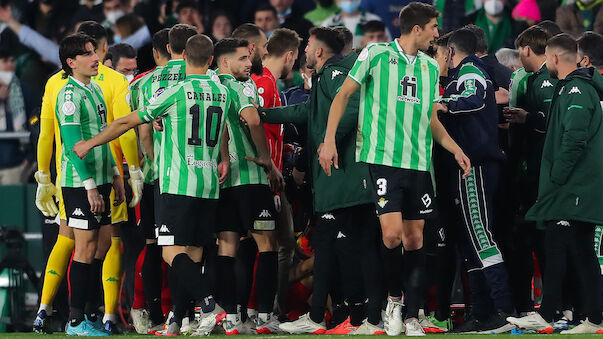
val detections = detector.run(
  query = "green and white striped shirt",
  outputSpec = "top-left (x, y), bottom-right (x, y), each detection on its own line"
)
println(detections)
top-left (138, 74), bottom-right (230, 199)
top-left (348, 40), bottom-right (440, 171)
top-left (218, 73), bottom-right (268, 188)
top-left (56, 77), bottom-right (115, 187)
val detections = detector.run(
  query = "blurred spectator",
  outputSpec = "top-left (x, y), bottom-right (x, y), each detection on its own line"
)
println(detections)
top-left (103, 0), bottom-right (129, 26)
top-left (210, 11), bottom-right (233, 41)
top-left (577, 31), bottom-right (603, 72)
top-left (104, 42), bottom-right (137, 81)
top-left (73, 0), bottom-right (105, 26)
top-left (361, 19), bottom-right (388, 48)
top-left (114, 13), bottom-right (143, 43)
top-left (305, 0), bottom-right (339, 26)
top-left (332, 26), bottom-right (353, 55)
top-left (512, 0), bottom-right (542, 28)
top-left (0, 49), bottom-right (27, 185)
top-left (321, 0), bottom-right (390, 48)
top-left (496, 48), bottom-right (521, 70)
top-left (177, 0), bottom-right (204, 33)
top-left (556, 0), bottom-right (603, 37)
top-left (254, 4), bottom-right (279, 38)
top-left (435, 0), bottom-right (479, 32)
top-left (269, 0), bottom-right (314, 43)
top-left (468, 0), bottom-right (515, 53)
top-left (361, 0), bottom-right (431, 37)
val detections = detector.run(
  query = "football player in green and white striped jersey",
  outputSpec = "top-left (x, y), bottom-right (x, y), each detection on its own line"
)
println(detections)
top-left (56, 33), bottom-right (125, 337)
top-left (214, 37), bottom-right (284, 335)
top-left (73, 34), bottom-right (229, 336)
top-left (319, 3), bottom-right (470, 336)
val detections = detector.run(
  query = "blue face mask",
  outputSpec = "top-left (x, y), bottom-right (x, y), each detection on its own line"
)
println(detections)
top-left (113, 35), bottom-right (122, 44)
top-left (339, 0), bottom-right (361, 14)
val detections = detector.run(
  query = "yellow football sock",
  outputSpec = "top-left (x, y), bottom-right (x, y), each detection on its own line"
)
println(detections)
top-left (102, 237), bottom-right (122, 318)
top-left (40, 235), bottom-right (74, 309)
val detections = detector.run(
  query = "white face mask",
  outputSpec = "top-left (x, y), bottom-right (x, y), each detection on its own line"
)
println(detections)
top-left (0, 71), bottom-right (14, 85)
top-left (301, 73), bottom-right (312, 89)
top-left (484, 0), bottom-right (504, 16)
top-left (125, 74), bottom-right (134, 83)
top-left (106, 10), bottom-right (125, 24)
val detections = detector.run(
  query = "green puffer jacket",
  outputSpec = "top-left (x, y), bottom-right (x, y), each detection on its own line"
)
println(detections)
top-left (259, 53), bottom-right (374, 213)
top-left (526, 67), bottom-right (603, 224)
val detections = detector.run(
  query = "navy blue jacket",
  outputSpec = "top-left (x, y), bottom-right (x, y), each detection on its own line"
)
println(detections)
top-left (440, 55), bottom-right (505, 166)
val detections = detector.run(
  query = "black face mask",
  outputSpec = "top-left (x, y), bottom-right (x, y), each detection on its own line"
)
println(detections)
top-left (577, 56), bottom-right (586, 68)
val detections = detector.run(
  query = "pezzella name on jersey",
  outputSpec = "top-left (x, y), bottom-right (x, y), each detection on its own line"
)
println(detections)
top-left (186, 155), bottom-right (217, 169)
top-left (186, 91), bottom-right (228, 102)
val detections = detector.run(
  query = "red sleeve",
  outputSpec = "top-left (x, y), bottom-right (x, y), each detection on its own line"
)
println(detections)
top-left (253, 75), bottom-right (275, 108)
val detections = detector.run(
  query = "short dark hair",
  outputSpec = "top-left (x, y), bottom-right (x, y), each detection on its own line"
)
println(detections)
top-left (105, 42), bottom-right (137, 66)
top-left (214, 38), bottom-right (249, 65)
top-left (546, 33), bottom-right (577, 61)
top-left (332, 26), bottom-right (353, 52)
top-left (77, 21), bottom-right (107, 44)
top-left (363, 20), bottom-right (385, 33)
top-left (398, 2), bottom-right (439, 35)
top-left (59, 33), bottom-right (97, 76)
top-left (309, 26), bottom-right (344, 55)
top-left (435, 31), bottom-right (452, 48)
top-left (266, 28), bottom-right (301, 57)
top-left (464, 24), bottom-right (488, 53)
top-left (185, 34), bottom-right (214, 67)
top-left (0, 48), bottom-right (14, 60)
top-left (515, 26), bottom-right (548, 55)
top-left (115, 13), bottom-right (144, 38)
top-left (176, 0), bottom-right (199, 13)
top-left (448, 28), bottom-right (477, 56)
top-left (152, 28), bottom-right (171, 58)
top-left (231, 23), bottom-right (263, 41)
top-left (537, 20), bottom-right (562, 38)
top-left (578, 31), bottom-right (603, 68)
top-left (254, 3), bottom-right (277, 18)
top-left (169, 24), bottom-right (198, 55)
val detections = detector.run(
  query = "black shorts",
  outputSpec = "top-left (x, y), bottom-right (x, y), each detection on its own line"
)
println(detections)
top-left (139, 183), bottom-right (156, 239)
top-left (313, 204), bottom-right (379, 249)
top-left (368, 164), bottom-right (435, 219)
top-left (157, 193), bottom-right (218, 247)
top-left (62, 184), bottom-right (112, 230)
top-left (217, 184), bottom-right (276, 234)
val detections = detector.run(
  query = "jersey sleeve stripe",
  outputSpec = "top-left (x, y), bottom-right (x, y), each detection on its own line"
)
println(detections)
top-left (348, 74), bottom-right (362, 85)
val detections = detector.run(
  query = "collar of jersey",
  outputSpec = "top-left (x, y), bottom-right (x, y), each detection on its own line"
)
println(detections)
top-left (167, 59), bottom-right (185, 67)
top-left (186, 74), bottom-right (211, 81)
top-left (393, 39), bottom-right (418, 65)
top-left (69, 76), bottom-right (94, 94)
top-left (217, 73), bottom-right (236, 80)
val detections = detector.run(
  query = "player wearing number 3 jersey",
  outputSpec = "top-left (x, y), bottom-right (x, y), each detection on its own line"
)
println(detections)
top-left (72, 34), bottom-right (229, 336)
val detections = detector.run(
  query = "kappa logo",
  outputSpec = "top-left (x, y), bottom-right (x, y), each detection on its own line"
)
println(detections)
top-left (421, 194), bottom-right (432, 208)
top-left (389, 58), bottom-right (398, 65)
top-left (568, 86), bottom-right (582, 95)
top-left (331, 70), bottom-right (343, 80)
top-left (336, 231), bottom-right (346, 239)
top-left (557, 220), bottom-right (571, 227)
top-left (72, 208), bottom-right (85, 217)
top-left (540, 80), bottom-right (553, 88)
top-left (321, 213), bottom-right (335, 220)
top-left (377, 197), bottom-right (388, 208)
top-left (259, 209), bottom-right (272, 218)
top-left (159, 224), bottom-right (170, 233)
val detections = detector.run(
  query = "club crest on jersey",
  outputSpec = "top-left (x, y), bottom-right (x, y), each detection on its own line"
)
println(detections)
top-left (398, 75), bottom-right (420, 104)
top-left (258, 87), bottom-right (265, 94)
top-left (242, 84), bottom-right (256, 98)
top-left (358, 48), bottom-right (369, 62)
top-left (568, 86), bottom-right (581, 95)
top-left (149, 87), bottom-right (165, 104)
top-left (62, 101), bottom-right (76, 116)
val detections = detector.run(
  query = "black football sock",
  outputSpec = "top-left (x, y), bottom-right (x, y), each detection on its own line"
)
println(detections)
top-left (85, 259), bottom-right (102, 322)
top-left (69, 261), bottom-right (90, 326)
top-left (403, 248), bottom-right (426, 320)
top-left (143, 243), bottom-right (164, 324)
top-left (256, 251), bottom-right (277, 314)
top-left (382, 243), bottom-right (403, 298)
top-left (216, 255), bottom-right (237, 314)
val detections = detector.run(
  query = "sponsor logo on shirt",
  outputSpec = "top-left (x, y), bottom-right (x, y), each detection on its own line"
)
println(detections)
top-left (568, 86), bottom-right (581, 94)
top-left (398, 75), bottom-right (420, 104)
top-left (540, 80), bottom-right (553, 88)
top-left (331, 70), bottom-right (343, 80)
top-left (186, 155), bottom-right (217, 169)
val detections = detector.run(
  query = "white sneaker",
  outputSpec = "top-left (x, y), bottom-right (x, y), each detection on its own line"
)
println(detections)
top-left (383, 296), bottom-right (404, 336)
top-left (417, 309), bottom-right (447, 333)
top-left (191, 313), bottom-right (218, 336)
top-left (351, 319), bottom-right (386, 335)
top-left (561, 319), bottom-right (603, 334)
top-left (240, 319), bottom-right (256, 335)
top-left (223, 313), bottom-right (244, 335)
top-left (181, 317), bottom-right (199, 335)
top-left (255, 313), bottom-right (282, 334)
top-left (278, 313), bottom-right (326, 334)
top-left (131, 308), bottom-right (151, 334)
top-left (506, 312), bottom-right (553, 334)
top-left (404, 318), bottom-right (425, 336)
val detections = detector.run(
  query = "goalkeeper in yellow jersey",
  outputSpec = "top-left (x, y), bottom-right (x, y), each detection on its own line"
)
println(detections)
top-left (33, 21), bottom-right (143, 334)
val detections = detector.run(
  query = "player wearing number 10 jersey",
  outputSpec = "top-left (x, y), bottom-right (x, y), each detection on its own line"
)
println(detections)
top-left (73, 34), bottom-right (230, 335)
top-left (319, 3), bottom-right (471, 336)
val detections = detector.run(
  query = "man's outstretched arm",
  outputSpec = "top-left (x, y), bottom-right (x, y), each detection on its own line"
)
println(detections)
top-left (73, 111), bottom-right (141, 159)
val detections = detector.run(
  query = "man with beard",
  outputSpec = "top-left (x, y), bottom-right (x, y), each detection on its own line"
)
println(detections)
top-left (232, 24), bottom-right (268, 77)
top-left (250, 27), bottom-right (301, 319)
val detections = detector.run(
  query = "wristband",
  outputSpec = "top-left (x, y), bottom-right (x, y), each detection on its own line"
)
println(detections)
top-left (113, 166), bottom-right (121, 177)
top-left (83, 178), bottom-right (97, 190)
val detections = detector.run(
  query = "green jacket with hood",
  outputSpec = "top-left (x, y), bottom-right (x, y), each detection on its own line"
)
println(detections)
top-left (259, 53), bottom-right (374, 213)
top-left (526, 67), bottom-right (603, 224)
